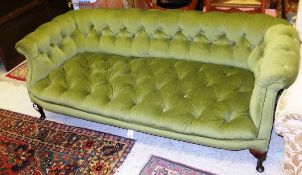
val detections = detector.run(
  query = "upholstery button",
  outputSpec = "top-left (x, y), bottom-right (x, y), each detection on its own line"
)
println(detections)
top-left (132, 100), bottom-right (137, 106)
top-left (47, 50), bottom-right (51, 57)
top-left (191, 110), bottom-right (199, 118)
top-left (217, 97), bottom-right (223, 102)
top-left (238, 88), bottom-right (246, 92)
top-left (162, 108), bottom-right (168, 112)
top-left (140, 26), bottom-right (145, 31)
top-left (106, 96), bottom-right (112, 102)
top-left (184, 94), bottom-right (188, 98)
top-left (156, 27), bottom-right (162, 32)
top-left (199, 65), bottom-right (204, 72)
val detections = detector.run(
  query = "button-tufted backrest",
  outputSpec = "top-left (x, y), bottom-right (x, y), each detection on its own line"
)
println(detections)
top-left (69, 9), bottom-right (289, 69)
top-left (16, 9), bottom-right (290, 85)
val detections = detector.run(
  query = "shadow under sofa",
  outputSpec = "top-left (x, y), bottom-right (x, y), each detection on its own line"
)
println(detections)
top-left (16, 9), bottom-right (300, 172)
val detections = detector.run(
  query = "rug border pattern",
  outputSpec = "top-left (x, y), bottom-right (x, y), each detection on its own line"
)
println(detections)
top-left (140, 155), bottom-right (217, 175)
top-left (4, 61), bottom-right (27, 81)
top-left (0, 108), bottom-right (135, 174)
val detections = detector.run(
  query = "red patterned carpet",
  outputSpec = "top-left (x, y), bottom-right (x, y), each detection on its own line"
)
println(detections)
top-left (0, 109), bottom-right (135, 175)
top-left (5, 61), bottom-right (27, 81)
top-left (140, 155), bottom-right (216, 175)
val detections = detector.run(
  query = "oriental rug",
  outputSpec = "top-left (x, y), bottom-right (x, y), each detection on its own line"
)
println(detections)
top-left (140, 155), bottom-right (217, 175)
top-left (0, 108), bottom-right (135, 175)
top-left (5, 61), bottom-right (27, 81)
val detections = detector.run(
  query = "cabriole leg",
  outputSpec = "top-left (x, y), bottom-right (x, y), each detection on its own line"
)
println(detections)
top-left (33, 103), bottom-right (46, 120)
top-left (249, 149), bottom-right (267, 173)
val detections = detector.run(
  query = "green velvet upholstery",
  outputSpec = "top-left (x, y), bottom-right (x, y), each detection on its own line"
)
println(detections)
top-left (16, 9), bottom-right (300, 152)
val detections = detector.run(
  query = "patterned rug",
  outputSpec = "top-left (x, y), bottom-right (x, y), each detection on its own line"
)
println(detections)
top-left (140, 155), bottom-right (217, 175)
top-left (5, 61), bottom-right (27, 81)
top-left (0, 109), bottom-right (135, 174)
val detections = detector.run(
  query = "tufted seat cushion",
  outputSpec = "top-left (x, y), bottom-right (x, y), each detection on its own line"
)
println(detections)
top-left (31, 52), bottom-right (257, 139)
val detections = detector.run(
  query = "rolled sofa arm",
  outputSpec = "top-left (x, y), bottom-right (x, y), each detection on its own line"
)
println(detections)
top-left (15, 11), bottom-right (77, 85)
top-left (254, 24), bottom-right (300, 88)
top-left (248, 24), bottom-right (300, 141)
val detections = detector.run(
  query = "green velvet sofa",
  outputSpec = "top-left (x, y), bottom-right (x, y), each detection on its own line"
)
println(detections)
top-left (16, 9), bottom-right (300, 172)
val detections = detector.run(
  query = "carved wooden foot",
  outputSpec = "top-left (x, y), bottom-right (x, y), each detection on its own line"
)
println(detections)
top-left (249, 149), bottom-right (267, 173)
top-left (33, 103), bottom-right (46, 120)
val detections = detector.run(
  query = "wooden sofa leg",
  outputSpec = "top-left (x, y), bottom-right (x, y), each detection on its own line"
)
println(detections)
top-left (249, 149), bottom-right (267, 173)
top-left (33, 103), bottom-right (46, 120)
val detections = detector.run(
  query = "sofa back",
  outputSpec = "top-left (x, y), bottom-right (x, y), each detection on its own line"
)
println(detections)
top-left (18, 9), bottom-right (287, 77)
top-left (16, 9), bottom-right (289, 84)
top-left (69, 9), bottom-right (288, 68)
